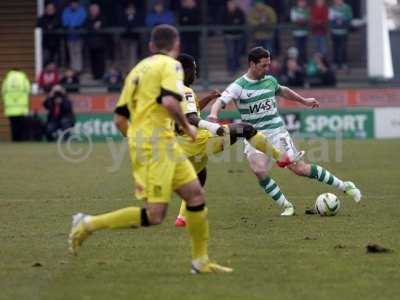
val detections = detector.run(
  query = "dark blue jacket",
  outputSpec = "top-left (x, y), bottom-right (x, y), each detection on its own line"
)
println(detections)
top-left (145, 10), bottom-right (175, 27)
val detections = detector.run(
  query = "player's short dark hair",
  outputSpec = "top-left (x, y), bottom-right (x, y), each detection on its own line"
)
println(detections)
top-left (150, 24), bottom-right (179, 52)
top-left (248, 47), bottom-right (271, 64)
top-left (177, 53), bottom-right (198, 85)
top-left (177, 53), bottom-right (195, 70)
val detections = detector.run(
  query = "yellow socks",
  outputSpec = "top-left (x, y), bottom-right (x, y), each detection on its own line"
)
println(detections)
top-left (248, 132), bottom-right (281, 160)
top-left (84, 203), bottom-right (210, 261)
top-left (86, 207), bottom-right (143, 231)
top-left (178, 201), bottom-right (186, 217)
top-left (185, 205), bottom-right (209, 260)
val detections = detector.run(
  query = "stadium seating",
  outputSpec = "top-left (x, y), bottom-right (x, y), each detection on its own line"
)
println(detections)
top-left (207, 27), bottom-right (367, 84)
top-left (0, 0), bottom-right (35, 141)
top-left (0, 0), bottom-right (36, 81)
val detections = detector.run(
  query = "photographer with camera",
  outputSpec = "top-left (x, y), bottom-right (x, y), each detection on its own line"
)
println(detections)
top-left (43, 85), bottom-right (75, 141)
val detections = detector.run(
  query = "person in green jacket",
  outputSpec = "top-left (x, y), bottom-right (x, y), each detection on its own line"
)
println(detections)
top-left (247, 0), bottom-right (277, 55)
top-left (290, 0), bottom-right (310, 64)
top-left (1, 68), bottom-right (31, 141)
top-left (329, 0), bottom-right (353, 69)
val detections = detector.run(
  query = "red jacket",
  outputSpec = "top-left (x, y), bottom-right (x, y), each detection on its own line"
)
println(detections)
top-left (311, 4), bottom-right (328, 35)
top-left (38, 70), bottom-right (60, 92)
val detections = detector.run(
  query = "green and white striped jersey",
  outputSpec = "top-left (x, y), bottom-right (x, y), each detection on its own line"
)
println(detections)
top-left (220, 74), bottom-right (285, 132)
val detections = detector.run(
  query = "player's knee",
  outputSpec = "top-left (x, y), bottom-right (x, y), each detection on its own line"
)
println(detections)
top-left (145, 207), bottom-right (166, 226)
top-left (289, 163), bottom-right (307, 176)
top-left (186, 185), bottom-right (205, 207)
top-left (193, 186), bottom-right (205, 202)
top-left (250, 159), bottom-right (269, 179)
top-left (254, 168), bottom-right (268, 180)
top-left (147, 213), bottom-right (164, 226)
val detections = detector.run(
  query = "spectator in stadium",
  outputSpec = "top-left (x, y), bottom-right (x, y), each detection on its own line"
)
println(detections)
top-left (311, 0), bottom-right (329, 56)
top-left (37, 2), bottom-right (61, 66)
top-left (280, 57), bottom-right (305, 87)
top-left (265, 0), bottom-right (286, 55)
top-left (92, 0), bottom-right (117, 26)
top-left (268, 57), bottom-right (282, 78)
top-left (60, 68), bottom-right (80, 93)
top-left (43, 85), bottom-right (75, 141)
top-left (103, 65), bottom-right (123, 92)
top-left (237, 0), bottom-right (252, 14)
top-left (120, 2), bottom-right (142, 72)
top-left (265, 0), bottom-right (286, 22)
top-left (221, 0), bottom-right (246, 77)
top-left (25, 110), bottom-right (44, 141)
top-left (86, 3), bottom-right (107, 80)
top-left (285, 46), bottom-right (301, 66)
top-left (329, 0), bottom-right (353, 70)
top-left (247, 0), bottom-right (277, 55)
top-left (1, 69), bottom-right (31, 142)
top-left (145, 1), bottom-right (175, 27)
top-left (207, 0), bottom-right (225, 25)
top-left (37, 62), bottom-right (60, 94)
top-left (62, 0), bottom-right (87, 73)
top-left (306, 52), bottom-right (336, 87)
top-left (290, 0), bottom-right (310, 65)
top-left (178, 0), bottom-right (201, 61)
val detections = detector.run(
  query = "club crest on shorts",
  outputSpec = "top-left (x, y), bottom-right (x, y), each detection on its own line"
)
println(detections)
top-left (154, 185), bottom-right (162, 197)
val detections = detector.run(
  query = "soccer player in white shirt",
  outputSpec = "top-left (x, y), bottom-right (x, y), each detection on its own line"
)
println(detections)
top-left (209, 47), bottom-right (361, 216)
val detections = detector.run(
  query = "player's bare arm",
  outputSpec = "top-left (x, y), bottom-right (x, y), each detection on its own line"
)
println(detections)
top-left (113, 114), bottom-right (129, 137)
top-left (277, 86), bottom-right (320, 108)
top-left (161, 95), bottom-right (197, 140)
top-left (113, 106), bottom-right (130, 137)
top-left (198, 90), bottom-right (221, 111)
top-left (208, 98), bottom-right (224, 122)
top-left (185, 112), bottom-right (225, 136)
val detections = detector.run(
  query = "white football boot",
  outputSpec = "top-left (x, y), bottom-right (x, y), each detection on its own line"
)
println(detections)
top-left (344, 181), bottom-right (362, 203)
top-left (280, 203), bottom-right (295, 216)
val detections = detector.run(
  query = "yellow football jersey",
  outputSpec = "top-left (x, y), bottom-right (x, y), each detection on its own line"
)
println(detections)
top-left (177, 85), bottom-right (227, 168)
top-left (175, 85), bottom-right (201, 135)
top-left (116, 54), bottom-right (184, 142)
top-left (182, 86), bottom-right (200, 116)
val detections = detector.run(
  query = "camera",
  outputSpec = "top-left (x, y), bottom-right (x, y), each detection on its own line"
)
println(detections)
top-left (53, 91), bottom-right (64, 98)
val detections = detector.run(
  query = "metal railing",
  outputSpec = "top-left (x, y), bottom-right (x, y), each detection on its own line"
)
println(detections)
top-left (35, 23), bottom-right (369, 91)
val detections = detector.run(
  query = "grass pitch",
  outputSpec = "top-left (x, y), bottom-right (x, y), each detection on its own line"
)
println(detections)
top-left (0, 139), bottom-right (399, 300)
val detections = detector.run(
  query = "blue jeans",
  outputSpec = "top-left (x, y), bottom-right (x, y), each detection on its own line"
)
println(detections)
top-left (294, 35), bottom-right (308, 64)
top-left (313, 35), bottom-right (328, 56)
top-left (254, 38), bottom-right (274, 55)
top-left (332, 34), bottom-right (348, 67)
top-left (224, 36), bottom-right (242, 74)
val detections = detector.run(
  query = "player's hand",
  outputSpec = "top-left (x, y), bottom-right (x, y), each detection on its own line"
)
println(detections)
top-left (207, 114), bottom-right (219, 123)
top-left (303, 98), bottom-right (320, 108)
top-left (216, 126), bottom-right (226, 136)
top-left (184, 124), bottom-right (197, 141)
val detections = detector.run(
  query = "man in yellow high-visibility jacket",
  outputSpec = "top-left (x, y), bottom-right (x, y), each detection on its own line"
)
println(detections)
top-left (1, 69), bottom-right (31, 141)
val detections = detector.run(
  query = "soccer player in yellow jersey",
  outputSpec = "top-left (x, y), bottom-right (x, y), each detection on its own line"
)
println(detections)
top-left (173, 53), bottom-right (298, 227)
top-left (68, 25), bottom-right (232, 274)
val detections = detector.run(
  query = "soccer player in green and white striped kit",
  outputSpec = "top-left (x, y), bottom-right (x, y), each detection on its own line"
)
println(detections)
top-left (208, 47), bottom-right (361, 216)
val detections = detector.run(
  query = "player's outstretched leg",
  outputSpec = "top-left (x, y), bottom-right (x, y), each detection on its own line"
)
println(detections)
top-left (248, 152), bottom-right (295, 216)
top-left (175, 167), bottom-right (207, 228)
top-left (68, 206), bottom-right (152, 255)
top-left (176, 179), bottom-right (233, 274)
top-left (228, 122), bottom-right (301, 167)
top-left (259, 176), bottom-right (295, 216)
top-left (288, 162), bottom-right (362, 202)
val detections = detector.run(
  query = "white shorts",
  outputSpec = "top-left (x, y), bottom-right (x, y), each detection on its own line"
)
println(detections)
top-left (244, 128), bottom-right (299, 159)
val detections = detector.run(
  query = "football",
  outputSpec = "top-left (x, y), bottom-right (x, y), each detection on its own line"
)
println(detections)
top-left (315, 193), bottom-right (341, 216)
